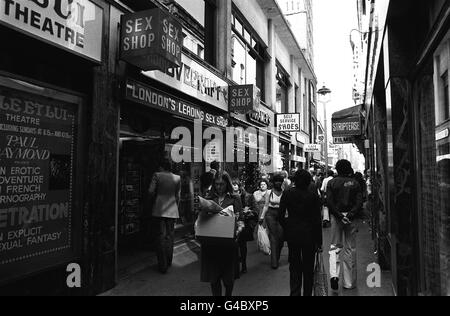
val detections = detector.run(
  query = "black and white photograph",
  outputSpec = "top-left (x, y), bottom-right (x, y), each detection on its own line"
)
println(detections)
top-left (0, 0), bottom-right (449, 303)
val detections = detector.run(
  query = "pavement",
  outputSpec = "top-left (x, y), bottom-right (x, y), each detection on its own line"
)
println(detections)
top-left (101, 220), bottom-right (393, 296)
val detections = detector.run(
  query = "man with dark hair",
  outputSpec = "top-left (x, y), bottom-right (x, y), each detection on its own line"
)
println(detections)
top-left (327, 160), bottom-right (363, 291)
top-left (210, 161), bottom-right (220, 176)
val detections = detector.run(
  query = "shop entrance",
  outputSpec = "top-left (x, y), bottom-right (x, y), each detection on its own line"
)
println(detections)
top-left (117, 107), bottom-right (197, 278)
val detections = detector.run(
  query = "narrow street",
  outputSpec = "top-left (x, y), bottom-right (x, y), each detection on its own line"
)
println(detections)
top-left (102, 220), bottom-right (393, 296)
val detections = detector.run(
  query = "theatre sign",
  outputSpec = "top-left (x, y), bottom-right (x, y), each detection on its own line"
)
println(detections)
top-left (0, 0), bottom-right (103, 62)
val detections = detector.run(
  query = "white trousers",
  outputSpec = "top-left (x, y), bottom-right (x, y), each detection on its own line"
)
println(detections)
top-left (322, 206), bottom-right (330, 222)
top-left (329, 215), bottom-right (357, 289)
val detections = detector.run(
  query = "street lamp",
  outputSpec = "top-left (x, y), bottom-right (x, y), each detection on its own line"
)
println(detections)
top-left (318, 85), bottom-right (332, 174)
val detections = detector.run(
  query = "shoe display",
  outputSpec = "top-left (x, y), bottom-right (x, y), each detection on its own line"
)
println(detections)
top-left (330, 278), bottom-right (339, 291)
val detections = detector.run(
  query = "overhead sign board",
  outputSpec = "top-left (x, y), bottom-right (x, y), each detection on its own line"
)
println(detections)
top-left (304, 144), bottom-right (321, 153)
top-left (0, 0), bottom-right (103, 62)
top-left (120, 8), bottom-right (182, 71)
top-left (332, 116), bottom-right (362, 137)
top-left (125, 79), bottom-right (228, 128)
top-left (143, 53), bottom-right (229, 112)
top-left (276, 113), bottom-right (301, 132)
top-left (229, 85), bottom-right (260, 114)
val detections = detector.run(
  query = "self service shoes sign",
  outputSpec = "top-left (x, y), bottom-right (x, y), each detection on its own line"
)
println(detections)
top-left (276, 113), bottom-right (301, 133)
top-left (120, 8), bottom-right (182, 71)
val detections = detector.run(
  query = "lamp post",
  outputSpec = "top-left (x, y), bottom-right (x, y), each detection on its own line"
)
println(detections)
top-left (318, 85), bottom-right (332, 175)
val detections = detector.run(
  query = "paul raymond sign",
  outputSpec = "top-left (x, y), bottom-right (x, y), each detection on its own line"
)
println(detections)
top-left (0, 78), bottom-right (77, 283)
top-left (120, 8), bottom-right (182, 71)
top-left (125, 79), bottom-right (228, 128)
top-left (276, 113), bottom-right (300, 132)
top-left (0, 0), bottom-right (103, 62)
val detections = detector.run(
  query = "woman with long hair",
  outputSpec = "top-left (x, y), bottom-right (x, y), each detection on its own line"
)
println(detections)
top-left (199, 171), bottom-right (244, 296)
top-left (259, 173), bottom-right (285, 269)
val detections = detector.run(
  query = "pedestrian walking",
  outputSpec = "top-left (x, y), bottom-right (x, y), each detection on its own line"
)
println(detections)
top-left (199, 171), bottom-right (244, 297)
top-left (327, 160), bottom-right (363, 291)
top-left (259, 173), bottom-right (285, 269)
top-left (253, 179), bottom-right (270, 219)
top-left (280, 170), bottom-right (323, 296)
top-left (320, 170), bottom-right (335, 228)
top-left (148, 159), bottom-right (181, 274)
top-left (232, 179), bottom-right (258, 274)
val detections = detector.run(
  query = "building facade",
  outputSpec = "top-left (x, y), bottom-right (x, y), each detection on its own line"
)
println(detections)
top-left (361, 0), bottom-right (450, 296)
top-left (0, 0), bottom-right (316, 295)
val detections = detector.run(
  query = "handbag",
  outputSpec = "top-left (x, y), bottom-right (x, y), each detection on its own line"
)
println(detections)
top-left (314, 251), bottom-right (329, 296)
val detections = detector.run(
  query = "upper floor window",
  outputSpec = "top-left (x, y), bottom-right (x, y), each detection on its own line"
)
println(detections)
top-left (172, 0), bottom-right (217, 66)
top-left (231, 9), bottom-right (267, 102)
top-left (276, 62), bottom-right (290, 114)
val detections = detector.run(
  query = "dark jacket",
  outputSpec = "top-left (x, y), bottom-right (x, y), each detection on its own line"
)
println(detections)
top-left (279, 187), bottom-right (323, 247)
top-left (326, 176), bottom-right (363, 221)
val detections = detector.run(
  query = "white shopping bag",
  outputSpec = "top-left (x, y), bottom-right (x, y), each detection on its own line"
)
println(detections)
top-left (257, 224), bottom-right (271, 256)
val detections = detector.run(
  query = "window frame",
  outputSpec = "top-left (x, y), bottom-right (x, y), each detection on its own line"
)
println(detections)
top-left (231, 5), bottom-right (268, 101)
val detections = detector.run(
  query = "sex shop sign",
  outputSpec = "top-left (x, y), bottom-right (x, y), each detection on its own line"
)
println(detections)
top-left (120, 8), bottom-right (183, 71)
top-left (228, 85), bottom-right (261, 114)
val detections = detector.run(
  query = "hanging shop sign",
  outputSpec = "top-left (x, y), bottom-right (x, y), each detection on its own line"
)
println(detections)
top-left (276, 113), bottom-right (300, 132)
top-left (0, 76), bottom-right (80, 283)
top-left (0, 0), bottom-right (103, 63)
top-left (143, 53), bottom-right (228, 112)
top-left (304, 144), bottom-right (321, 153)
top-left (228, 85), bottom-right (260, 114)
top-left (317, 135), bottom-right (325, 144)
top-left (125, 79), bottom-right (228, 128)
top-left (120, 8), bottom-right (182, 71)
top-left (332, 116), bottom-right (362, 137)
top-left (247, 109), bottom-right (271, 127)
top-left (333, 136), bottom-right (355, 144)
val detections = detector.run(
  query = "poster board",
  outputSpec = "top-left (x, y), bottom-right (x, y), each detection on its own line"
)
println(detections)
top-left (0, 75), bottom-right (82, 284)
